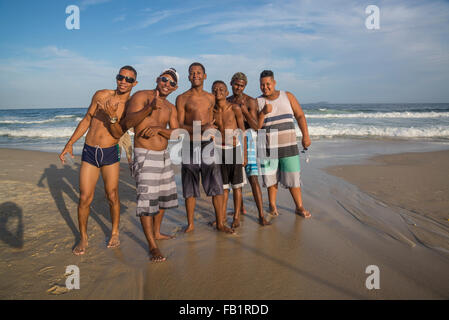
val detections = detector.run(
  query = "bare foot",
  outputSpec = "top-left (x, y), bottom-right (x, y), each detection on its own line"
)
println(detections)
top-left (149, 248), bottom-right (166, 262)
top-left (295, 206), bottom-right (311, 218)
top-left (232, 219), bottom-right (240, 228)
top-left (73, 238), bottom-right (88, 256)
top-left (217, 224), bottom-right (235, 234)
top-left (154, 232), bottom-right (174, 240)
top-left (184, 224), bottom-right (194, 233)
top-left (107, 234), bottom-right (120, 248)
top-left (259, 216), bottom-right (272, 226)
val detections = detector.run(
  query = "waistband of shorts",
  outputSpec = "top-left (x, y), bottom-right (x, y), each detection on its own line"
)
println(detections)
top-left (215, 142), bottom-right (241, 150)
top-left (134, 148), bottom-right (168, 155)
top-left (84, 143), bottom-right (118, 151)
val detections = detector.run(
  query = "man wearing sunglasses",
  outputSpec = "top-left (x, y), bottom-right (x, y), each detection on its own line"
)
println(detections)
top-left (59, 65), bottom-right (138, 255)
top-left (104, 68), bottom-right (180, 262)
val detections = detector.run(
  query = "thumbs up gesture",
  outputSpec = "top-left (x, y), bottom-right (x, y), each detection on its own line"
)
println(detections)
top-left (262, 101), bottom-right (272, 115)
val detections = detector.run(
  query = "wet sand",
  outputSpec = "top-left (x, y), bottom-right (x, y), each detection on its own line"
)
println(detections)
top-left (1, 143), bottom-right (449, 299)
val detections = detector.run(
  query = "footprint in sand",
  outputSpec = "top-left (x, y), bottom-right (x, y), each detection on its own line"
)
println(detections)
top-left (47, 285), bottom-right (69, 295)
top-left (38, 266), bottom-right (55, 275)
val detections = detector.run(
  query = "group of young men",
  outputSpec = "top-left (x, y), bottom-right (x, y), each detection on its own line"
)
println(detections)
top-left (59, 62), bottom-right (311, 262)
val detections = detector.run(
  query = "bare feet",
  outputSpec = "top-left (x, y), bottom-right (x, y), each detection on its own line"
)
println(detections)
top-left (73, 238), bottom-right (88, 256)
top-left (154, 232), bottom-right (174, 240)
top-left (258, 216), bottom-right (272, 226)
top-left (217, 224), bottom-right (235, 234)
top-left (295, 206), bottom-right (311, 218)
top-left (184, 224), bottom-right (194, 233)
top-left (231, 218), bottom-right (240, 228)
top-left (269, 206), bottom-right (279, 216)
top-left (149, 248), bottom-right (166, 262)
top-left (107, 233), bottom-right (120, 248)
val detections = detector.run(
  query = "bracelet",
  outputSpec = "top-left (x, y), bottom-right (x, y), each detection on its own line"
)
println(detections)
top-left (110, 116), bottom-right (118, 124)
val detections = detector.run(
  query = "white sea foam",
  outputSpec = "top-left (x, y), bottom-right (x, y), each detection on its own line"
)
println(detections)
top-left (306, 111), bottom-right (449, 119)
top-left (0, 127), bottom-right (78, 138)
top-left (0, 119), bottom-right (59, 124)
top-left (54, 115), bottom-right (77, 119)
top-left (308, 124), bottom-right (449, 138)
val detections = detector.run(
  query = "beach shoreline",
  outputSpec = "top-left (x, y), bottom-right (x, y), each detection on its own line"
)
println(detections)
top-left (1, 141), bottom-right (449, 299)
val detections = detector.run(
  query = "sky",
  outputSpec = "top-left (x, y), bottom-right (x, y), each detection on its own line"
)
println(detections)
top-left (0, 0), bottom-right (448, 108)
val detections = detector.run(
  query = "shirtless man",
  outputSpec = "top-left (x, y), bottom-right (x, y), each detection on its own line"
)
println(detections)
top-left (212, 81), bottom-right (246, 228)
top-left (105, 68), bottom-right (180, 262)
top-left (256, 70), bottom-right (311, 218)
top-left (59, 65), bottom-right (138, 255)
top-left (227, 72), bottom-right (270, 226)
top-left (176, 62), bottom-right (233, 234)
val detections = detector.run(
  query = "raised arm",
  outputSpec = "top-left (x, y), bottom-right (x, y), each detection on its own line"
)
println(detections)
top-left (59, 90), bottom-right (102, 164)
top-left (240, 97), bottom-right (259, 130)
top-left (287, 91), bottom-right (311, 149)
top-left (257, 100), bottom-right (272, 129)
top-left (158, 105), bottom-right (180, 140)
top-left (122, 90), bottom-right (159, 129)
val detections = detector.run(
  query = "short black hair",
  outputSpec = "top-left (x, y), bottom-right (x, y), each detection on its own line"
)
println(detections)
top-left (212, 80), bottom-right (227, 90)
top-left (120, 65), bottom-right (137, 78)
top-left (260, 70), bottom-right (274, 79)
top-left (189, 62), bottom-right (206, 74)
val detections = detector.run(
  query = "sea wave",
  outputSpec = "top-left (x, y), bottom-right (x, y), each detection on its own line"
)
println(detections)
top-left (0, 119), bottom-right (58, 124)
top-left (306, 111), bottom-right (449, 119)
top-left (308, 124), bottom-right (449, 138)
top-left (0, 127), bottom-right (78, 138)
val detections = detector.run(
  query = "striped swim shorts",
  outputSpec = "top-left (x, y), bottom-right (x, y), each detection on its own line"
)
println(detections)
top-left (260, 154), bottom-right (301, 188)
top-left (133, 148), bottom-right (178, 216)
top-left (245, 130), bottom-right (259, 177)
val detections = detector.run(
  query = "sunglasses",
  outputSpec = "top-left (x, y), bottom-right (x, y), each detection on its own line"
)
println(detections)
top-left (116, 74), bottom-right (136, 83)
top-left (160, 76), bottom-right (177, 88)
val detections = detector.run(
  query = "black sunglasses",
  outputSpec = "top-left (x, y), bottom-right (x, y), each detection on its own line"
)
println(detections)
top-left (116, 74), bottom-right (136, 83)
top-left (160, 76), bottom-right (177, 88)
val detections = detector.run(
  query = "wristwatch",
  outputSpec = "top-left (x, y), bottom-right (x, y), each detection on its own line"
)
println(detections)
top-left (110, 116), bottom-right (118, 124)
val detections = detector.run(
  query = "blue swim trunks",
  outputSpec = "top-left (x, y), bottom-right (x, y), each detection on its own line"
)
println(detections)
top-left (245, 130), bottom-right (259, 177)
top-left (81, 143), bottom-right (120, 168)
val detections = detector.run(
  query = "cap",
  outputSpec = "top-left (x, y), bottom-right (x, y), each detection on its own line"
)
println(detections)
top-left (160, 67), bottom-right (179, 83)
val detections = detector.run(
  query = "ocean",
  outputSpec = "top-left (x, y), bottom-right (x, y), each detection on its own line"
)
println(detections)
top-left (1, 103), bottom-right (449, 154)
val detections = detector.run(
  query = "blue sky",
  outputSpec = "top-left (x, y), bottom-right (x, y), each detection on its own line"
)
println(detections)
top-left (0, 0), bottom-right (448, 108)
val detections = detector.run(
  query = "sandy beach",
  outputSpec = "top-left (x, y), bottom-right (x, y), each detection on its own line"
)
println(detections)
top-left (1, 140), bottom-right (449, 299)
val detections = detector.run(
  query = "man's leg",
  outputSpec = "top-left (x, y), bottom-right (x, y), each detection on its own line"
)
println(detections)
top-left (74, 161), bottom-right (100, 255)
top-left (101, 162), bottom-right (121, 248)
top-left (140, 215), bottom-right (166, 262)
top-left (185, 197), bottom-right (196, 233)
top-left (153, 209), bottom-right (174, 239)
top-left (222, 189), bottom-right (230, 225)
top-left (289, 187), bottom-right (311, 218)
top-left (232, 187), bottom-right (242, 228)
top-left (268, 183), bottom-right (279, 216)
top-left (248, 176), bottom-right (270, 225)
top-left (212, 194), bottom-right (234, 233)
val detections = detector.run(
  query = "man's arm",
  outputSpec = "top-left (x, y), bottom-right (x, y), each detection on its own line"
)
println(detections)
top-left (286, 91), bottom-right (311, 149)
top-left (176, 94), bottom-right (194, 135)
top-left (99, 97), bottom-right (125, 139)
top-left (257, 100), bottom-right (272, 129)
top-left (233, 105), bottom-right (248, 166)
top-left (59, 90), bottom-right (102, 164)
top-left (240, 97), bottom-right (259, 130)
top-left (122, 90), bottom-right (159, 130)
top-left (158, 104), bottom-right (180, 139)
top-left (140, 104), bottom-right (181, 140)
